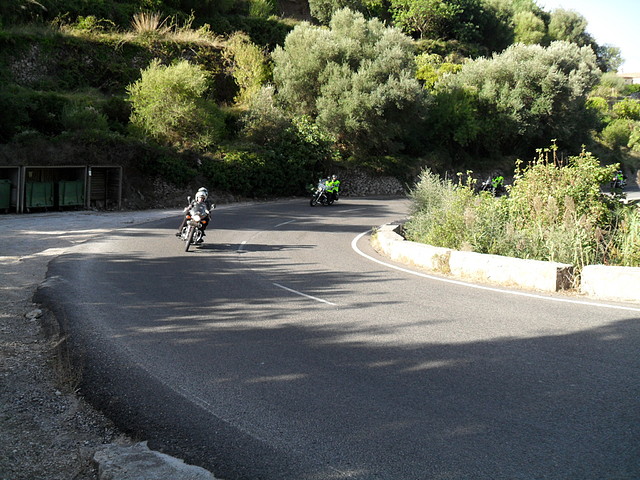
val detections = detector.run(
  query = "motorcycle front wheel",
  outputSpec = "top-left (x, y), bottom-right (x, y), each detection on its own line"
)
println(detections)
top-left (184, 226), bottom-right (195, 252)
top-left (310, 195), bottom-right (319, 206)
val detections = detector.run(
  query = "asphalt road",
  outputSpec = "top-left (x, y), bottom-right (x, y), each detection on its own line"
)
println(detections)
top-left (36, 198), bottom-right (640, 480)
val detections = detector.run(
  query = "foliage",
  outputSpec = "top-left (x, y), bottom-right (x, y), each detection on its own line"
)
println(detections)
top-left (130, 11), bottom-right (171, 35)
top-left (415, 53), bottom-right (462, 90)
top-left (126, 58), bottom-right (226, 151)
top-left (390, 0), bottom-right (460, 39)
top-left (590, 72), bottom-right (627, 99)
top-left (436, 41), bottom-right (601, 156)
top-left (600, 119), bottom-right (634, 151)
top-left (593, 44), bottom-right (623, 73)
top-left (405, 146), bottom-right (637, 270)
top-left (309, 0), bottom-right (366, 24)
top-left (610, 206), bottom-right (640, 266)
top-left (404, 168), bottom-right (467, 249)
top-left (427, 87), bottom-right (480, 148)
top-left (212, 98), bottom-right (339, 197)
top-left (512, 10), bottom-right (545, 45)
top-left (271, 8), bottom-right (427, 157)
top-left (203, 124), bottom-right (331, 197)
top-left (612, 99), bottom-right (640, 121)
top-left (223, 32), bottom-right (270, 105)
top-left (248, 0), bottom-right (277, 18)
top-left (60, 100), bottom-right (109, 132)
top-left (547, 8), bottom-right (588, 46)
top-left (240, 84), bottom-right (291, 144)
top-left (0, 86), bottom-right (70, 140)
top-left (390, 0), bottom-right (514, 56)
top-left (629, 125), bottom-right (640, 153)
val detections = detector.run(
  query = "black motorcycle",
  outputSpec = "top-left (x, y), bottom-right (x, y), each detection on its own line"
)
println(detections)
top-left (310, 180), bottom-right (333, 206)
top-left (179, 199), bottom-right (210, 252)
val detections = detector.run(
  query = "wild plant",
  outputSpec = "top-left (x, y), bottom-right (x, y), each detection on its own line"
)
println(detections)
top-left (406, 144), bottom-right (639, 270)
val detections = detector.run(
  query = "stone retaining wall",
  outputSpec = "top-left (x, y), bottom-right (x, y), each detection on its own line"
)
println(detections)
top-left (340, 170), bottom-right (405, 196)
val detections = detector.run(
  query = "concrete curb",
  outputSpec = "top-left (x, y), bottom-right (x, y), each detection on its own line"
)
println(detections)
top-left (372, 224), bottom-right (640, 303)
top-left (94, 442), bottom-right (219, 480)
top-left (581, 265), bottom-right (640, 302)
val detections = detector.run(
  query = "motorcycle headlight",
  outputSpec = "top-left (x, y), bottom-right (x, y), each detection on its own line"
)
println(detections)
top-left (192, 214), bottom-right (202, 222)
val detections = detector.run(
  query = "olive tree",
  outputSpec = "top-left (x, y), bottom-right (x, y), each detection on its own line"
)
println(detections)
top-left (271, 8), bottom-right (427, 156)
top-left (436, 41), bottom-right (601, 155)
top-left (547, 8), bottom-right (589, 45)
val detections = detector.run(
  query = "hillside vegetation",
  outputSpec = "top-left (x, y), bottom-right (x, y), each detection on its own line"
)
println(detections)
top-left (1, 0), bottom-right (639, 202)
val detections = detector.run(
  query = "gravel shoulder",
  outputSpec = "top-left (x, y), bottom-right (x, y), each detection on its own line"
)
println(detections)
top-left (0, 208), bottom-right (178, 480)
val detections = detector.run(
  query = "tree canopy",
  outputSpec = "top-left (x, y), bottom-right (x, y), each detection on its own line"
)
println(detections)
top-left (271, 8), bottom-right (427, 156)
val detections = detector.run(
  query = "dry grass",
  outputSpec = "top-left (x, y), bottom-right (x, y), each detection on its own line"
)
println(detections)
top-left (131, 11), bottom-right (171, 35)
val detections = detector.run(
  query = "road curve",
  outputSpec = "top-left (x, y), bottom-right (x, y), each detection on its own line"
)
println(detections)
top-left (36, 198), bottom-right (640, 480)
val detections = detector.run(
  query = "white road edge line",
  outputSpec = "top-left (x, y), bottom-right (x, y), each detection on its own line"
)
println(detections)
top-left (351, 230), bottom-right (640, 313)
top-left (273, 282), bottom-right (337, 306)
top-left (274, 219), bottom-right (296, 228)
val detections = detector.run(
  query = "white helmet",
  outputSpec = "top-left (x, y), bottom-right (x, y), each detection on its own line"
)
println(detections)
top-left (196, 187), bottom-right (208, 199)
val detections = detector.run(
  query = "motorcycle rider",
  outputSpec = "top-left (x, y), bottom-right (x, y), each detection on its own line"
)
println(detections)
top-left (175, 187), bottom-right (215, 238)
top-left (326, 174), bottom-right (340, 202)
top-left (611, 170), bottom-right (626, 190)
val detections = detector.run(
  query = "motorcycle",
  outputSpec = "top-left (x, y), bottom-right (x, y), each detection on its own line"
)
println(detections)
top-left (479, 176), bottom-right (507, 197)
top-left (309, 180), bottom-right (334, 206)
top-left (610, 171), bottom-right (626, 192)
top-left (179, 198), bottom-right (210, 252)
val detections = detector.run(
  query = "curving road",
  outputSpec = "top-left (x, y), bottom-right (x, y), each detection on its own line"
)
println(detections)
top-left (36, 198), bottom-right (640, 480)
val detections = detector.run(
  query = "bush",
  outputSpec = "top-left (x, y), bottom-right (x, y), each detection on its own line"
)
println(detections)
top-left (224, 32), bottom-right (270, 105)
top-left (0, 87), bottom-right (70, 140)
top-left (404, 146), bottom-right (637, 269)
top-left (612, 98), bottom-right (640, 121)
top-left (271, 8), bottom-right (427, 157)
top-left (127, 58), bottom-right (226, 151)
top-left (61, 101), bottom-right (109, 132)
top-left (438, 41), bottom-right (601, 157)
top-left (600, 119), bottom-right (634, 150)
top-left (204, 116), bottom-right (336, 197)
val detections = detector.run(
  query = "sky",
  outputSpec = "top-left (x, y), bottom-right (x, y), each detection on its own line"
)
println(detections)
top-left (536, 0), bottom-right (640, 73)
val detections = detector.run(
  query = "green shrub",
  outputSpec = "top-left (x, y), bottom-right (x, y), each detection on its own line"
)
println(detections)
top-left (127, 58), bottom-right (226, 151)
top-left (224, 32), bottom-right (270, 105)
top-left (405, 146), bottom-right (638, 269)
top-left (629, 124), bottom-right (640, 152)
top-left (248, 0), bottom-right (277, 18)
top-left (61, 101), bottom-right (109, 131)
top-left (612, 98), bottom-right (640, 121)
top-left (439, 41), bottom-right (601, 156)
top-left (600, 119), bottom-right (634, 150)
top-left (272, 8), bottom-right (427, 158)
top-left (203, 127), bottom-right (333, 197)
top-left (0, 87), bottom-right (70, 139)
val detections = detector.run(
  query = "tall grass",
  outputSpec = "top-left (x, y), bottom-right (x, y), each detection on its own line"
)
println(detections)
top-left (52, 11), bottom-right (223, 47)
top-left (405, 148), bottom-right (640, 270)
top-left (130, 11), bottom-right (170, 35)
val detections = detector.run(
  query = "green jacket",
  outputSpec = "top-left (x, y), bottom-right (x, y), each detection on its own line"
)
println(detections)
top-left (326, 179), bottom-right (340, 193)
